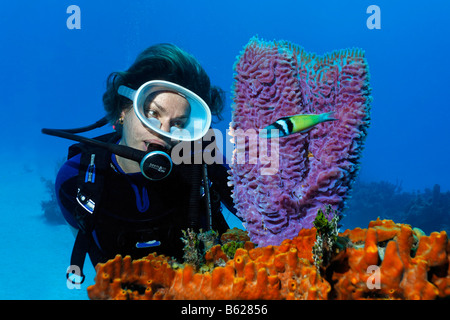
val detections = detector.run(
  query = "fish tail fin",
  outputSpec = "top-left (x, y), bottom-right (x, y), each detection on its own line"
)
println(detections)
top-left (321, 111), bottom-right (338, 122)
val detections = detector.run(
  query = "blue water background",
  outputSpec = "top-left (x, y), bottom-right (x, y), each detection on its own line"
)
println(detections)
top-left (0, 0), bottom-right (449, 299)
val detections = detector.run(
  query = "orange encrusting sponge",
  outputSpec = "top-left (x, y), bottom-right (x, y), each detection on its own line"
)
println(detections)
top-left (87, 219), bottom-right (450, 300)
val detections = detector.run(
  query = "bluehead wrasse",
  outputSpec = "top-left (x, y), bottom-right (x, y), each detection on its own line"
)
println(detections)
top-left (259, 111), bottom-right (337, 139)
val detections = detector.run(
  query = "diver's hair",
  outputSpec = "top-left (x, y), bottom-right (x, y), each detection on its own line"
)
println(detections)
top-left (103, 43), bottom-right (225, 130)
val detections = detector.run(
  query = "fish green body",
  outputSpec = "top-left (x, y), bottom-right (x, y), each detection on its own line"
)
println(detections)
top-left (259, 111), bottom-right (337, 138)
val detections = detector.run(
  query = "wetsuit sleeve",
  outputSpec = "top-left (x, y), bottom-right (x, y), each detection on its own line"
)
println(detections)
top-left (55, 153), bottom-right (82, 229)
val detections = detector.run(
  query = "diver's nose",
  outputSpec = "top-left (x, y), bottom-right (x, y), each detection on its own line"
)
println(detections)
top-left (160, 120), bottom-right (171, 133)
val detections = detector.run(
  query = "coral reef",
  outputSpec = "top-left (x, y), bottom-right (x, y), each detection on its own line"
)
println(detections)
top-left (41, 158), bottom-right (67, 225)
top-left (180, 228), bottom-right (220, 271)
top-left (344, 179), bottom-right (450, 234)
top-left (220, 227), bottom-right (251, 259)
top-left (180, 228), bottom-right (203, 269)
top-left (333, 219), bottom-right (450, 299)
top-left (41, 176), bottom-right (65, 225)
top-left (400, 184), bottom-right (450, 234)
top-left (87, 254), bottom-right (176, 300)
top-left (228, 37), bottom-right (372, 246)
top-left (312, 205), bottom-right (343, 272)
top-left (87, 219), bottom-right (450, 300)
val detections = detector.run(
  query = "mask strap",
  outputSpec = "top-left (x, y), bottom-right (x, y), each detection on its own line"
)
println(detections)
top-left (118, 85), bottom-right (136, 100)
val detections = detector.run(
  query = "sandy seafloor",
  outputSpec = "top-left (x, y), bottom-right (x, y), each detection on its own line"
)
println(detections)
top-left (0, 153), bottom-right (243, 300)
top-left (0, 156), bottom-right (96, 299)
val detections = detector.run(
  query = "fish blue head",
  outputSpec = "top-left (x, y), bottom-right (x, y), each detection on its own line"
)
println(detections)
top-left (259, 126), bottom-right (282, 139)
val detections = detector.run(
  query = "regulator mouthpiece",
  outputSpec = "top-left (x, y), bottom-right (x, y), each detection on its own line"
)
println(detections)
top-left (140, 144), bottom-right (173, 180)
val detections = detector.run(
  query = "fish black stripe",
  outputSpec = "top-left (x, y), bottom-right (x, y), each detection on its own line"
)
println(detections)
top-left (277, 117), bottom-right (293, 135)
top-left (284, 118), bottom-right (294, 134)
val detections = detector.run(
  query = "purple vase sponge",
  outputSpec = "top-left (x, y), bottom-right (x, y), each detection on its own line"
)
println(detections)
top-left (229, 37), bottom-right (372, 246)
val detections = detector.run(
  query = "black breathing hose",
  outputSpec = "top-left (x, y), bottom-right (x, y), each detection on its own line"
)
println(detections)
top-left (202, 164), bottom-right (212, 230)
top-left (41, 127), bottom-right (147, 162)
top-left (42, 119), bottom-right (213, 228)
top-left (186, 164), bottom-right (202, 229)
top-left (41, 127), bottom-right (172, 180)
top-left (45, 117), bottom-right (109, 134)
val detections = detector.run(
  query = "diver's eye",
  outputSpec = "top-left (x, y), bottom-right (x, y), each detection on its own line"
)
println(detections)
top-left (145, 108), bottom-right (159, 119)
top-left (171, 120), bottom-right (186, 128)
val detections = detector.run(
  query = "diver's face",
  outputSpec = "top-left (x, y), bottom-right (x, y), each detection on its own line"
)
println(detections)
top-left (118, 92), bottom-right (190, 173)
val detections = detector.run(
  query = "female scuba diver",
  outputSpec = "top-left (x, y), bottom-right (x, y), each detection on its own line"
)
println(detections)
top-left (51, 43), bottom-right (238, 284)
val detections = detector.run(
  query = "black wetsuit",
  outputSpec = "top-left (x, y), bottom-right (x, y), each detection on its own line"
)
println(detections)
top-left (55, 132), bottom-right (237, 268)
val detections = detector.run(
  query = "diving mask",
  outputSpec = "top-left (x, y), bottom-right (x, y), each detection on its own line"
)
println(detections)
top-left (118, 80), bottom-right (212, 142)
